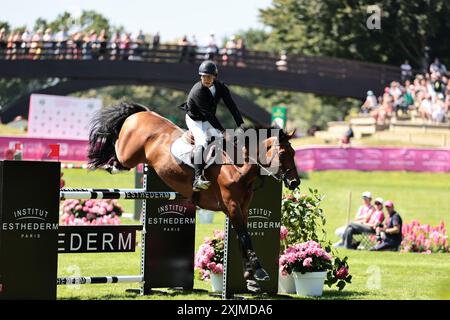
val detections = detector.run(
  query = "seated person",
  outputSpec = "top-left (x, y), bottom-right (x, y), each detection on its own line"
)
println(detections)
top-left (396, 87), bottom-right (414, 116)
top-left (334, 191), bottom-right (375, 247)
top-left (341, 197), bottom-right (385, 249)
top-left (370, 201), bottom-right (403, 251)
top-left (361, 90), bottom-right (378, 114)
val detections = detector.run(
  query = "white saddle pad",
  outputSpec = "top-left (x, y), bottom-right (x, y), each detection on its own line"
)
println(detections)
top-left (170, 137), bottom-right (216, 169)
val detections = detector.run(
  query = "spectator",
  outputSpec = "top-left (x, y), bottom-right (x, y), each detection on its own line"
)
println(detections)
top-left (333, 191), bottom-right (375, 248)
top-left (42, 28), bottom-right (54, 59)
top-left (188, 34), bottom-right (198, 63)
top-left (418, 91), bottom-right (432, 123)
top-left (178, 35), bottom-right (190, 63)
top-left (0, 28), bottom-right (6, 59)
top-left (132, 29), bottom-right (146, 60)
top-left (150, 31), bottom-right (160, 61)
top-left (361, 90), bottom-right (378, 114)
top-left (236, 37), bottom-right (246, 67)
top-left (12, 30), bottom-right (22, 59)
top-left (222, 35), bottom-right (237, 66)
top-left (431, 93), bottom-right (446, 123)
top-left (97, 29), bottom-right (108, 60)
top-left (30, 29), bottom-right (43, 60)
top-left (430, 58), bottom-right (447, 75)
top-left (55, 27), bottom-right (68, 59)
top-left (120, 32), bottom-right (132, 60)
top-left (339, 123), bottom-right (354, 148)
top-left (445, 95), bottom-right (450, 122)
top-left (372, 90), bottom-right (393, 125)
top-left (205, 32), bottom-right (218, 61)
top-left (396, 85), bottom-right (415, 116)
top-left (152, 31), bottom-right (160, 49)
top-left (6, 31), bottom-right (18, 59)
top-left (71, 31), bottom-right (84, 60)
top-left (20, 29), bottom-right (31, 59)
top-left (6, 31), bottom-right (14, 59)
top-left (82, 30), bottom-right (97, 59)
top-left (276, 51), bottom-right (288, 71)
top-left (370, 201), bottom-right (403, 251)
top-left (110, 31), bottom-right (121, 60)
top-left (307, 124), bottom-right (321, 136)
top-left (432, 72), bottom-right (445, 95)
top-left (341, 197), bottom-right (385, 249)
top-left (400, 59), bottom-right (413, 82)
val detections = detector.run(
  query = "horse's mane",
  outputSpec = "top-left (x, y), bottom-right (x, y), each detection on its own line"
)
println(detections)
top-left (240, 124), bottom-right (290, 142)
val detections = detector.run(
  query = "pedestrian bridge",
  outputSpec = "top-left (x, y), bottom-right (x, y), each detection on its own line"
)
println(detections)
top-left (0, 44), bottom-right (400, 124)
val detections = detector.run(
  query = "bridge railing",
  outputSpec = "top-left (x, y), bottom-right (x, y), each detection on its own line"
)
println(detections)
top-left (0, 41), bottom-right (400, 81)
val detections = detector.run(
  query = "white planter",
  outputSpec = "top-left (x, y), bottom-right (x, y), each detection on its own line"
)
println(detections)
top-left (197, 209), bottom-right (215, 224)
top-left (278, 271), bottom-right (296, 294)
top-left (293, 271), bottom-right (327, 296)
top-left (209, 271), bottom-right (223, 292)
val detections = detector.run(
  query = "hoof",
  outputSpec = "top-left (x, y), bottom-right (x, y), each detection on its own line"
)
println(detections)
top-left (254, 268), bottom-right (270, 281)
top-left (246, 280), bottom-right (261, 293)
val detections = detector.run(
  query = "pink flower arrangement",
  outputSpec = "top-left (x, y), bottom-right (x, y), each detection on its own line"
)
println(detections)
top-left (195, 229), bottom-right (224, 280)
top-left (280, 240), bottom-right (352, 291)
top-left (279, 240), bottom-right (333, 276)
top-left (60, 199), bottom-right (124, 225)
top-left (280, 226), bottom-right (288, 241)
top-left (400, 220), bottom-right (448, 253)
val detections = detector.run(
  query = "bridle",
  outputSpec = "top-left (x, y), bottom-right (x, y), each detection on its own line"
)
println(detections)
top-left (215, 132), bottom-right (297, 182)
top-left (271, 141), bottom-right (297, 182)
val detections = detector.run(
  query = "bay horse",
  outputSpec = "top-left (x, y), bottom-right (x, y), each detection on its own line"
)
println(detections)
top-left (87, 102), bottom-right (300, 293)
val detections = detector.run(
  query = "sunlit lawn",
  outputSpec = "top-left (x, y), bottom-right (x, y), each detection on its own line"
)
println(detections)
top-left (57, 169), bottom-right (450, 300)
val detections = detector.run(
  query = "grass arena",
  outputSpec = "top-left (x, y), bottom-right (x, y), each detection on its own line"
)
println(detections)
top-left (52, 168), bottom-right (449, 300)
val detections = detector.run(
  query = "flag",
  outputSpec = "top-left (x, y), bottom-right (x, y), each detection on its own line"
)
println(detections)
top-left (48, 144), bottom-right (60, 159)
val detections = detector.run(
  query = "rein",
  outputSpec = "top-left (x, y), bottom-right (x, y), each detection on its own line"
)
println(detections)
top-left (217, 136), bottom-right (293, 183)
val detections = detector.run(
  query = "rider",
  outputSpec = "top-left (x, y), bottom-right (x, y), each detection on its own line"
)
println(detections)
top-left (180, 60), bottom-right (245, 191)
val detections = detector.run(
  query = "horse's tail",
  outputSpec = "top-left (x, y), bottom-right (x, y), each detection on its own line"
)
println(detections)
top-left (87, 102), bottom-right (150, 171)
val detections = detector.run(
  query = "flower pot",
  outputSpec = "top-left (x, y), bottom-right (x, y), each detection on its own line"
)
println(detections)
top-left (278, 271), bottom-right (296, 294)
top-left (197, 209), bottom-right (215, 224)
top-left (209, 271), bottom-right (223, 292)
top-left (293, 271), bottom-right (327, 296)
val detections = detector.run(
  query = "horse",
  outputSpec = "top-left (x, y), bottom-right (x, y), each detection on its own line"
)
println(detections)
top-left (87, 102), bottom-right (301, 293)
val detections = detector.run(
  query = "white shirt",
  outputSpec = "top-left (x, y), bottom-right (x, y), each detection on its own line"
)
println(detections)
top-left (421, 99), bottom-right (432, 113)
top-left (208, 85), bottom-right (216, 97)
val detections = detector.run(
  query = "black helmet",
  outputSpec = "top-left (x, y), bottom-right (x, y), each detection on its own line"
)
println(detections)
top-left (199, 60), bottom-right (218, 76)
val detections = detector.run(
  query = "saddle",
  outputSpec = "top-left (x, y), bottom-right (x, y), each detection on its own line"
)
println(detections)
top-left (170, 130), bottom-right (220, 169)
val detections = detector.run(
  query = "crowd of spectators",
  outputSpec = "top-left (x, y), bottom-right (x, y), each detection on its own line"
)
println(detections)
top-left (0, 27), bottom-right (163, 61)
top-left (178, 32), bottom-right (247, 67)
top-left (361, 58), bottom-right (450, 125)
top-left (0, 27), bottom-right (248, 67)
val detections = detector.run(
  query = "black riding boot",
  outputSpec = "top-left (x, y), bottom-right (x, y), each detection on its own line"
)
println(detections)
top-left (192, 146), bottom-right (211, 191)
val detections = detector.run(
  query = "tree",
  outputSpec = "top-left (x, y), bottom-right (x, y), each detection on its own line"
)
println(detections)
top-left (78, 10), bottom-right (112, 34)
top-left (0, 21), bottom-right (10, 33)
top-left (260, 0), bottom-right (450, 69)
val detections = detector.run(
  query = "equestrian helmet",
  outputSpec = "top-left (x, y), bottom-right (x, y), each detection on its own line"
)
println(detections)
top-left (199, 60), bottom-right (218, 76)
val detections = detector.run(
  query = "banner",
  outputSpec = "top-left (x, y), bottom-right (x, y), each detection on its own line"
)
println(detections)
top-left (0, 137), bottom-right (88, 162)
top-left (28, 94), bottom-right (101, 140)
top-left (295, 147), bottom-right (450, 172)
top-left (0, 161), bottom-right (60, 300)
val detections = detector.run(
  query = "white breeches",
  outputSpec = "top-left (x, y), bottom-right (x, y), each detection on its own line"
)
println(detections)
top-left (185, 114), bottom-right (223, 148)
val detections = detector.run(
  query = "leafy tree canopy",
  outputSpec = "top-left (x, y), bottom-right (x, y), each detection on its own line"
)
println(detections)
top-left (259, 0), bottom-right (450, 69)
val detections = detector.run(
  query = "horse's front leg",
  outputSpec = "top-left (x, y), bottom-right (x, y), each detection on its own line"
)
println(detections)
top-left (239, 189), bottom-right (270, 283)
